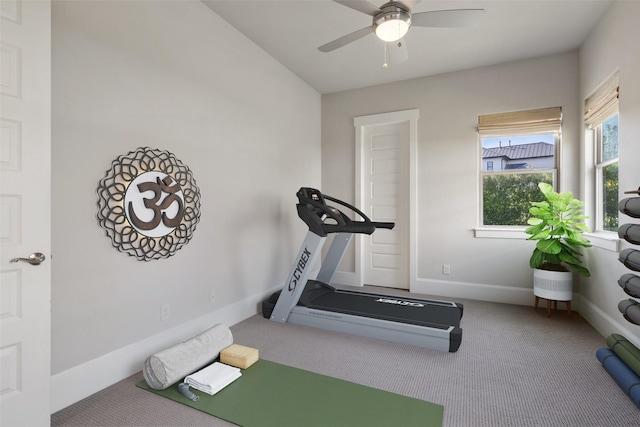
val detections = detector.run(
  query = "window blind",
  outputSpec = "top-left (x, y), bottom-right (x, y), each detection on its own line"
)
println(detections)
top-left (478, 106), bottom-right (562, 137)
top-left (584, 71), bottom-right (619, 128)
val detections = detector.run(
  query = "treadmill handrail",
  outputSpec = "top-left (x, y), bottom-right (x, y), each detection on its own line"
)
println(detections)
top-left (297, 192), bottom-right (347, 226)
top-left (322, 194), bottom-right (395, 232)
top-left (297, 188), bottom-right (395, 236)
top-left (323, 194), bottom-right (371, 224)
top-left (371, 221), bottom-right (395, 229)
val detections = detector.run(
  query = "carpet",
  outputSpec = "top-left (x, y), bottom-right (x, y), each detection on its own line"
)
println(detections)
top-left (136, 359), bottom-right (444, 427)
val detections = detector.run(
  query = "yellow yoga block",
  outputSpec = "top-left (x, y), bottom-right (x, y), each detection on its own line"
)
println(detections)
top-left (220, 344), bottom-right (259, 369)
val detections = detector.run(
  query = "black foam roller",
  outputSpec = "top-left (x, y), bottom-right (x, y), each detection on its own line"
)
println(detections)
top-left (618, 299), bottom-right (640, 325)
top-left (620, 248), bottom-right (640, 272)
top-left (619, 274), bottom-right (640, 298)
top-left (619, 197), bottom-right (640, 218)
top-left (619, 224), bottom-right (640, 245)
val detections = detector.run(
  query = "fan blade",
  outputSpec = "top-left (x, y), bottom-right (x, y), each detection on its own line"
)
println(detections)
top-left (318, 26), bottom-right (373, 52)
top-left (412, 9), bottom-right (485, 28)
top-left (397, 0), bottom-right (421, 10)
top-left (333, 0), bottom-right (381, 17)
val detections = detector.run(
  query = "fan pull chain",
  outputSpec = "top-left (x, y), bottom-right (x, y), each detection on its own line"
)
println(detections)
top-left (383, 43), bottom-right (389, 68)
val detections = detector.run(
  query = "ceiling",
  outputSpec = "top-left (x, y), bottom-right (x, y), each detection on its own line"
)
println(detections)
top-left (202, 0), bottom-right (613, 94)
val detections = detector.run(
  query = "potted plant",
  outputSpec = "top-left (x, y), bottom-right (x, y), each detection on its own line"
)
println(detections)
top-left (524, 182), bottom-right (591, 302)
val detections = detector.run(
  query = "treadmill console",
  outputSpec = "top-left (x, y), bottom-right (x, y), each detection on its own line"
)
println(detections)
top-left (298, 187), bottom-right (327, 209)
top-left (295, 188), bottom-right (341, 236)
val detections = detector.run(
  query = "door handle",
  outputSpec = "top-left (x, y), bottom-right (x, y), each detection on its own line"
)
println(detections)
top-left (10, 252), bottom-right (46, 266)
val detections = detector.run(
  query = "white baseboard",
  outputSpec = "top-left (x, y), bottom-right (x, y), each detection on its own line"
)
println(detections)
top-left (50, 289), bottom-right (270, 414)
top-left (332, 271), bottom-right (359, 287)
top-left (574, 293), bottom-right (640, 348)
top-left (412, 279), bottom-right (640, 347)
top-left (411, 279), bottom-right (640, 348)
top-left (411, 278), bottom-right (534, 306)
top-left (335, 273), bottom-right (534, 306)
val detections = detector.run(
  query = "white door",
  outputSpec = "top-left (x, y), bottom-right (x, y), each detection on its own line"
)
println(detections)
top-left (1, 1), bottom-right (52, 425)
top-left (355, 110), bottom-right (418, 290)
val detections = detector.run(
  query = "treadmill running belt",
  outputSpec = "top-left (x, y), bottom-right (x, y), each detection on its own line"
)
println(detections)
top-left (306, 290), bottom-right (462, 328)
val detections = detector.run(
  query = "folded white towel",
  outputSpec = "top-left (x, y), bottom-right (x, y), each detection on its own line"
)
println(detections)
top-left (185, 362), bottom-right (241, 395)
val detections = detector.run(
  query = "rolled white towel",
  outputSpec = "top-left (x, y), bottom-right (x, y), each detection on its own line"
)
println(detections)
top-left (185, 362), bottom-right (241, 395)
top-left (143, 324), bottom-right (233, 390)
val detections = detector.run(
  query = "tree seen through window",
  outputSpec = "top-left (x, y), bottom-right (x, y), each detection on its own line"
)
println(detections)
top-left (481, 134), bottom-right (556, 226)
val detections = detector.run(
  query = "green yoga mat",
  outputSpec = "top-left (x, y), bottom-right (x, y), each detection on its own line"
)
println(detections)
top-left (136, 359), bottom-right (443, 427)
top-left (607, 333), bottom-right (640, 376)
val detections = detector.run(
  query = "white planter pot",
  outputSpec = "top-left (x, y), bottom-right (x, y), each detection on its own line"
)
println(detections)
top-left (533, 268), bottom-right (573, 301)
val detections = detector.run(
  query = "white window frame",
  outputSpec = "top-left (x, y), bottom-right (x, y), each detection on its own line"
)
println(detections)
top-left (583, 71), bottom-right (620, 251)
top-left (593, 113), bottom-right (619, 233)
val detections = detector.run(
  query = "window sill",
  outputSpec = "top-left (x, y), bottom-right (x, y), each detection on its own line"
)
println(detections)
top-left (474, 229), bottom-right (620, 251)
top-left (584, 232), bottom-right (620, 252)
top-left (474, 228), bottom-right (527, 239)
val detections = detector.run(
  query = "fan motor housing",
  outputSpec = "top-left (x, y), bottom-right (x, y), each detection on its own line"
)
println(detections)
top-left (373, 2), bottom-right (412, 34)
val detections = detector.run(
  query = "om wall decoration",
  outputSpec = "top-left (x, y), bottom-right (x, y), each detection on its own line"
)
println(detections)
top-left (97, 147), bottom-right (201, 261)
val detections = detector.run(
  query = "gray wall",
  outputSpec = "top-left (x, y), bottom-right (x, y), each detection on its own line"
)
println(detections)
top-left (322, 51), bottom-right (580, 303)
top-left (579, 0), bottom-right (640, 341)
top-left (51, 0), bottom-right (320, 375)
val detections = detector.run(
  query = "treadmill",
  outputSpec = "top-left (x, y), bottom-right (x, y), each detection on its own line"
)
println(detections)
top-left (263, 187), bottom-right (463, 352)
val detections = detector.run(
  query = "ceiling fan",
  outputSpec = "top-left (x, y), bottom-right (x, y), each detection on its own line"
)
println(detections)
top-left (318, 0), bottom-right (485, 53)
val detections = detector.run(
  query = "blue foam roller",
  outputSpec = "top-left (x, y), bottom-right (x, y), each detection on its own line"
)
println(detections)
top-left (596, 347), bottom-right (640, 406)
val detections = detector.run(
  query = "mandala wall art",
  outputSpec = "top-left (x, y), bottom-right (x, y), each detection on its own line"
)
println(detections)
top-left (97, 147), bottom-right (201, 261)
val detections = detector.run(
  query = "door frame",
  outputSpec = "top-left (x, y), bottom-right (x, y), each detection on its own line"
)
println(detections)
top-left (0, 0), bottom-right (52, 424)
top-left (354, 109), bottom-right (419, 290)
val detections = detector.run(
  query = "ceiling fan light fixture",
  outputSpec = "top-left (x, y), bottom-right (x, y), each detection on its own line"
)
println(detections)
top-left (375, 18), bottom-right (410, 42)
top-left (373, 6), bottom-right (411, 43)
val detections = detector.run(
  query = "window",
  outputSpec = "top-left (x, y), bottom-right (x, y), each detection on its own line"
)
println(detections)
top-left (478, 107), bottom-right (561, 226)
top-left (585, 72), bottom-right (619, 232)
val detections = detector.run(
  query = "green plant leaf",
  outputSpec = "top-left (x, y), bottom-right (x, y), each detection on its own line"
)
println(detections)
top-left (559, 251), bottom-right (582, 265)
top-left (524, 222), bottom-right (545, 236)
top-left (529, 207), bottom-right (552, 218)
top-left (538, 182), bottom-right (553, 195)
top-left (559, 242), bottom-right (582, 256)
top-left (530, 249), bottom-right (544, 269)
top-left (573, 264), bottom-right (591, 277)
top-left (537, 238), bottom-right (561, 254)
top-left (550, 227), bottom-right (566, 236)
top-left (528, 229), bottom-right (550, 241)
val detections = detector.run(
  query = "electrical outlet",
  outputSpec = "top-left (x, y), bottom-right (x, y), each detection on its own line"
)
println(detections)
top-left (209, 291), bottom-right (215, 304)
top-left (161, 303), bottom-right (170, 321)
top-left (442, 264), bottom-right (451, 275)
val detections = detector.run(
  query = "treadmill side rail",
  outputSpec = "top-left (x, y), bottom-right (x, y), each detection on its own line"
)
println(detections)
top-left (289, 307), bottom-right (462, 352)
